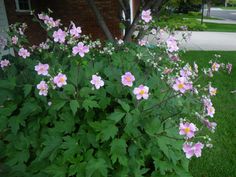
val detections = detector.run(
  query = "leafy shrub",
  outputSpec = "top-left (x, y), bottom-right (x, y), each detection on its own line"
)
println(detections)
top-left (0, 11), bottom-right (232, 177)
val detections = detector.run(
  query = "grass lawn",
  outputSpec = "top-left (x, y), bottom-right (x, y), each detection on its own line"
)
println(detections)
top-left (182, 51), bottom-right (236, 177)
top-left (219, 6), bottom-right (236, 10)
top-left (205, 22), bottom-right (236, 32)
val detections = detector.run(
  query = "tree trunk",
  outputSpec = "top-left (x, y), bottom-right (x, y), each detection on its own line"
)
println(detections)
top-left (206, 0), bottom-right (211, 17)
top-left (86, 0), bottom-right (114, 41)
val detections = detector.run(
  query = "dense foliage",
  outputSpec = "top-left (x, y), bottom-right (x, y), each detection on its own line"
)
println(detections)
top-left (0, 11), bottom-right (232, 177)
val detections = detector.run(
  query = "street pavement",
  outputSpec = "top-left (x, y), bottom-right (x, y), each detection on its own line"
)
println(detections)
top-left (205, 8), bottom-right (236, 21)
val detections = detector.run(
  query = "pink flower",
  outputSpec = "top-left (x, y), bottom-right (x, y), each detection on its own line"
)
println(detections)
top-left (37, 81), bottom-right (48, 96)
top-left (18, 48), bottom-right (30, 59)
top-left (35, 63), bottom-right (49, 76)
top-left (166, 36), bottom-right (179, 52)
top-left (141, 9), bottom-right (152, 23)
top-left (180, 64), bottom-right (192, 77)
top-left (226, 63), bottom-right (232, 74)
top-left (53, 73), bottom-right (67, 88)
top-left (212, 62), bottom-right (220, 71)
top-left (207, 106), bottom-right (215, 118)
top-left (203, 97), bottom-right (212, 108)
top-left (121, 72), bottom-right (135, 87)
top-left (72, 42), bottom-right (89, 57)
top-left (53, 29), bottom-right (66, 43)
top-left (90, 75), bottom-right (104, 89)
top-left (209, 86), bottom-right (217, 96)
top-left (138, 39), bottom-right (148, 46)
top-left (179, 122), bottom-right (197, 138)
top-left (203, 119), bottom-right (217, 132)
top-left (183, 142), bottom-right (204, 159)
top-left (0, 59), bottom-right (10, 68)
top-left (172, 77), bottom-right (192, 93)
top-left (133, 85), bottom-right (149, 100)
top-left (70, 22), bottom-right (82, 38)
top-left (12, 36), bottom-right (18, 44)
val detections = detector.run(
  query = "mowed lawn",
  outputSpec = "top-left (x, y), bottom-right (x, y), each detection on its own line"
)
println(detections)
top-left (205, 23), bottom-right (236, 32)
top-left (182, 51), bottom-right (236, 177)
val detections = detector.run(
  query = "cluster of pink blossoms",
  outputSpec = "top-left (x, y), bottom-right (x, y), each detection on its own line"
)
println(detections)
top-left (138, 39), bottom-right (148, 46)
top-left (183, 142), bottom-right (204, 159)
top-left (166, 35), bottom-right (179, 53)
top-left (0, 59), bottom-right (10, 69)
top-left (18, 48), bottom-right (30, 59)
top-left (203, 97), bottom-right (215, 117)
top-left (90, 72), bottom-right (149, 100)
top-left (35, 62), bottom-right (67, 96)
top-left (38, 13), bottom-right (60, 29)
top-left (141, 9), bottom-right (152, 23)
top-left (179, 122), bottom-right (197, 139)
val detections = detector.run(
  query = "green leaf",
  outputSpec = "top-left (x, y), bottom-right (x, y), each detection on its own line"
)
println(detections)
top-left (144, 118), bottom-right (161, 136)
top-left (44, 164), bottom-right (67, 177)
top-left (107, 111), bottom-right (126, 123)
top-left (89, 120), bottom-right (118, 142)
top-left (153, 158), bottom-right (174, 175)
top-left (118, 100), bottom-right (130, 112)
top-left (64, 84), bottom-right (76, 95)
top-left (70, 100), bottom-right (79, 115)
top-left (23, 84), bottom-right (32, 97)
top-left (38, 135), bottom-right (62, 161)
top-left (82, 99), bottom-right (99, 111)
top-left (86, 158), bottom-right (108, 177)
top-left (51, 100), bottom-right (67, 111)
top-left (110, 138), bottom-right (127, 166)
top-left (61, 136), bottom-right (79, 161)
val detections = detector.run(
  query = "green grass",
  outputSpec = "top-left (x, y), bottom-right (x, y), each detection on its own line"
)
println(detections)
top-left (205, 23), bottom-right (236, 32)
top-left (219, 6), bottom-right (236, 10)
top-left (182, 51), bottom-right (236, 177)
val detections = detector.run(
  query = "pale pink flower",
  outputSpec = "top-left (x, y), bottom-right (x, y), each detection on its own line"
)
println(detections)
top-left (18, 48), bottom-right (30, 59)
top-left (35, 63), bottom-right (49, 76)
top-left (209, 86), bottom-right (217, 96)
top-left (211, 62), bottom-right (220, 72)
top-left (39, 42), bottom-right (49, 49)
top-left (203, 119), bottom-right (217, 132)
top-left (179, 122), bottom-right (197, 138)
top-left (172, 77), bottom-right (192, 93)
top-left (70, 22), bottom-right (82, 38)
top-left (180, 65), bottom-right (192, 78)
top-left (53, 73), bottom-right (67, 88)
top-left (183, 142), bottom-right (204, 159)
top-left (207, 106), bottom-right (215, 118)
top-left (121, 72), bottom-right (135, 87)
top-left (203, 97), bottom-right (213, 108)
top-left (12, 36), bottom-right (18, 44)
top-left (138, 39), bottom-right (147, 46)
top-left (37, 81), bottom-right (48, 96)
top-left (0, 59), bottom-right (10, 68)
top-left (226, 63), bottom-right (232, 74)
top-left (133, 85), bottom-right (149, 100)
top-left (90, 75), bottom-right (104, 89)
top-left (141, 9), bottom-right (152, 23)
top-left (151, 29), bottom-right (157, 35)
top-left (53, 29), bottom-right (66, 43)
top-left (72, 42), bottom-right (89, 57)
top-left (166, 36), bottom-right (179, 52)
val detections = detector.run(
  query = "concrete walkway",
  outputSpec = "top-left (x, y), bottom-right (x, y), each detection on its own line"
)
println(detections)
top-left (146, 31), bottom-right (236, 51)
top-left (197, 19), bottom-right (236, 24)
top-left (179, 31), bottom-right (236, 51)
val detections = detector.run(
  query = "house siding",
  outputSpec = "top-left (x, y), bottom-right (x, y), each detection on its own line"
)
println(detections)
top-left (4, 0), bottom-right (121, 44)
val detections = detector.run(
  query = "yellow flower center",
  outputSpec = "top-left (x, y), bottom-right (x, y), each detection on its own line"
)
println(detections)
top-left (139, 90), bottom-right (145, 95)
top-left (126, 76), bottom-right (131, 82)
top-left (59, 77), bottom-right (65, 83)
top-left (184, 127), bottom-right (190, 133)
top-left (178, 83), bottom-right (184, 89)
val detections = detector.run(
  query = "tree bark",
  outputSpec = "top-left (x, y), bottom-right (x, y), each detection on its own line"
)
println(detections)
top-left (86, 0), bottom-right (114, 41)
